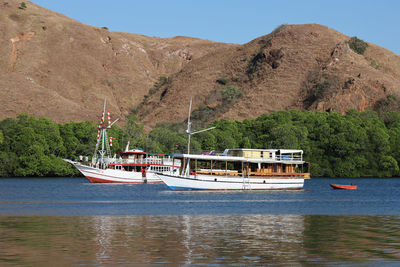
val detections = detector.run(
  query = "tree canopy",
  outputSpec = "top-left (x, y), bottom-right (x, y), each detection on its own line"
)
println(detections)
top-left (1, 110), bottom-right (400, 178)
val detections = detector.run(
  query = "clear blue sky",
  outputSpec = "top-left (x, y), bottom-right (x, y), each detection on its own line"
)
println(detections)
top-left (32, 0), bottom-right (399, 55)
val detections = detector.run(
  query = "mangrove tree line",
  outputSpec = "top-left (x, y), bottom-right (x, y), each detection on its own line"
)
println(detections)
top-left (1, 110), bottom-right (400, 178)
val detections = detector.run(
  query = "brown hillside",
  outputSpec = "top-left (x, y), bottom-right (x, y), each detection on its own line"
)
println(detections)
top-left (138, 24), bottom-right (400, 126)
top-left (0, 0), bottom-right (234, 123)
top-left (1, 1), bottom-right (400, 127)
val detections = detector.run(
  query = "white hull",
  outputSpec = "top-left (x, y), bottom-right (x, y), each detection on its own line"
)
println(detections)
top-left (156, 173), bottom-right (304, 190)
top-left (66, 160), bottom-right (163, 183)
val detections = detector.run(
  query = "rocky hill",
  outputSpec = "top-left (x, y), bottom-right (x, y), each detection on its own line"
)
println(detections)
top-left (1, 1), bottom-right (400, 127)
top-left (0, 0), bottom-right (234, 123)
top-left (138, 24), bottom-right (400, 126)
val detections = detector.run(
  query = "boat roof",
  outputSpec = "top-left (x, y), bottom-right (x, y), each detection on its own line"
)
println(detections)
top-left (118, 149), bottom-right (165, 155)
top-left (227, 148), bottom-right (303, 154)
top-left (175, 153), bottom-right (305, 164)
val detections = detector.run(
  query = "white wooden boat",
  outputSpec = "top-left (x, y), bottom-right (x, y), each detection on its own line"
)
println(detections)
top-left (156, 149), bottom-right (310, 190)
top-left (157, 97), bottom-right (309, 190)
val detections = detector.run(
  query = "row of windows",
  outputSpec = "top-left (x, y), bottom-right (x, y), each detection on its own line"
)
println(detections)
top-left (114, 165), bottom-right (172, 172)
top-left (150, 166), bottom-right (171, 172)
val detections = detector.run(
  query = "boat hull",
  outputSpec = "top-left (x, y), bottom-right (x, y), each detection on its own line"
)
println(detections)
top-left (156, 173), bottom-right (304, 190)
top-left (66, 160), bottom-right (163, 183)
top-left (330, 184), bottom-right (357, 190)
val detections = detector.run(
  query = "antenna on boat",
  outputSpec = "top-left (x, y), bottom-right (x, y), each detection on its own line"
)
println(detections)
top-left (184, 96), bottom-right (216, 176)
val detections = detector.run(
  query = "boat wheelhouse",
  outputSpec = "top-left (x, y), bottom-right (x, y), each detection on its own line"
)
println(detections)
top-left (157, 148), bottom-right (310, 190)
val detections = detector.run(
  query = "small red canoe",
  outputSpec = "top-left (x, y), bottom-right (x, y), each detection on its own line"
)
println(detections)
top-left (330, 184), bottom-right (357, 190)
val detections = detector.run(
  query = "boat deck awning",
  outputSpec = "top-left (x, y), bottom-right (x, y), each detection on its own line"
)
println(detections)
top-left (176, 154), bottom-right (305, 164)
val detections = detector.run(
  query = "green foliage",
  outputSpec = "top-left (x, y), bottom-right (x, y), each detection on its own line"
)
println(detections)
top-left (221, 85), bottom-right (243, 103)
top-left (375, 94), bottom-right (400, 115)
top-left (4, 108), bottom-right (400, 178)
top-left (0, 114), bottom-right (126, 177)
top-left (347, 36), bottom-right (368, 55)
top-left (59, 121), bottom-right (97, 159)
top-left (304, 76), bottom-right (339, 107)
top-left (371, 59), bottom-right (381, 69)
top-left (123, 113), bottom-right (145, 148)
top-left (19, 2), bottom-right (26, 9)
top-left (149, 76), bottom-right (169, 95)
top-left (132, 76), bottom-right (170, 115)
top-left (247, 51), bottom-right (265, 75)
top-left (312, 78), bottom-right (331, 100)
top-left (216, 77), bottom-right (229, 85)
top-left (189, 109), bottom-right (400, 178)
top-left (0, 115), bottom-right (77, 177)
top-left (191, 106), bottom-right (215, 129)
top-left (148, 127), bottom-right (194, 154)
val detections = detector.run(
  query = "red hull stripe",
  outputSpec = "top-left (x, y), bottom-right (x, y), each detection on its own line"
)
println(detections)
top-left (83, 169), bottom-right (162, 181)
top-left (85, 175), bottom-right (163, 184)
top-left (117, 152), bottom-right (165, 155)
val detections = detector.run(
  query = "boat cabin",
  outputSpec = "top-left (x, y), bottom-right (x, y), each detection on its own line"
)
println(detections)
top-left (107, 149), bottom-right (181, 173)
top-left (118, 149), bottom-right (165, 164)
top-left (178, 148), bottom-right (310, 179)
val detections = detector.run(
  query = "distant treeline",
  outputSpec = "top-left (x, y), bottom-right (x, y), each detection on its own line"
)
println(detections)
top-left (1, 110), bottom-right (400, 178)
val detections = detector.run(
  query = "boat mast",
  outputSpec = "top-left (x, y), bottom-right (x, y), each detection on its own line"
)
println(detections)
top-left (100, 99), bottom-right (107, 163)
top-left (92, 99), bottom-right (118, 165)
top-left (184, 96), bottom-right (216, 176)
top-left (186, 97), bottom-right (193, 155)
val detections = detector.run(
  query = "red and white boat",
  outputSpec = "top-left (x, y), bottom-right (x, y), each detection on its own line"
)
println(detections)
top-left (65, 149), bottom-right (180, 183)
top-left (330, 184), bottom-right (357, 190)
top-left (64, 101), bottom-right (180, 183)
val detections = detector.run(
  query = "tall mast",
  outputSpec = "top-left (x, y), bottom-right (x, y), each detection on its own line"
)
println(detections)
top-left (184, 96), bottom-right (216, 176)
top-left (93, 99), bottom-right (114, 165)
top-left (186, 97), bottom-right (193, 155)
top-left (100, 99), bottom-right (107, 163)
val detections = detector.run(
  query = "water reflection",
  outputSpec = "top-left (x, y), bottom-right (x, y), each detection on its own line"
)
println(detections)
top-left (0, 215), bottom-right (399, 265)
top-left (87, 214), bottom-right (306, 265)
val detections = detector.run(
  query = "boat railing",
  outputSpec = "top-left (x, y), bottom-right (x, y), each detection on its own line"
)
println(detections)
top-left (196, 169), bottom-right (239, 176)
top-left (112, 157), bottom-right (180, 166)
top-left (194, 169), bottom-right (309, 178)
top-left (274, 155), bottom-right (303, 162)
top-left (193, 151), bottom-right (304, 162)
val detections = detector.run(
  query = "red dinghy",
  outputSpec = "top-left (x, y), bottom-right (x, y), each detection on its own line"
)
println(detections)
top-left (330, 184), bottom-right (357, 190)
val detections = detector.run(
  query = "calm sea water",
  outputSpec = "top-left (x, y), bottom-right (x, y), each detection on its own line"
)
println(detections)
top-left (0, 177), bottom-right (399, 265)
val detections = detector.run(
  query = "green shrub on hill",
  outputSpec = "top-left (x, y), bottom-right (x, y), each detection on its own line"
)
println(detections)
top-left (216, 77), bottom-right (229, 85)
top-left (221, 85), bottom-right (243, 103)
top-left (19, 2), bottom-right (27, 9)
top-left (347, 36), bottom-right (368, 55)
